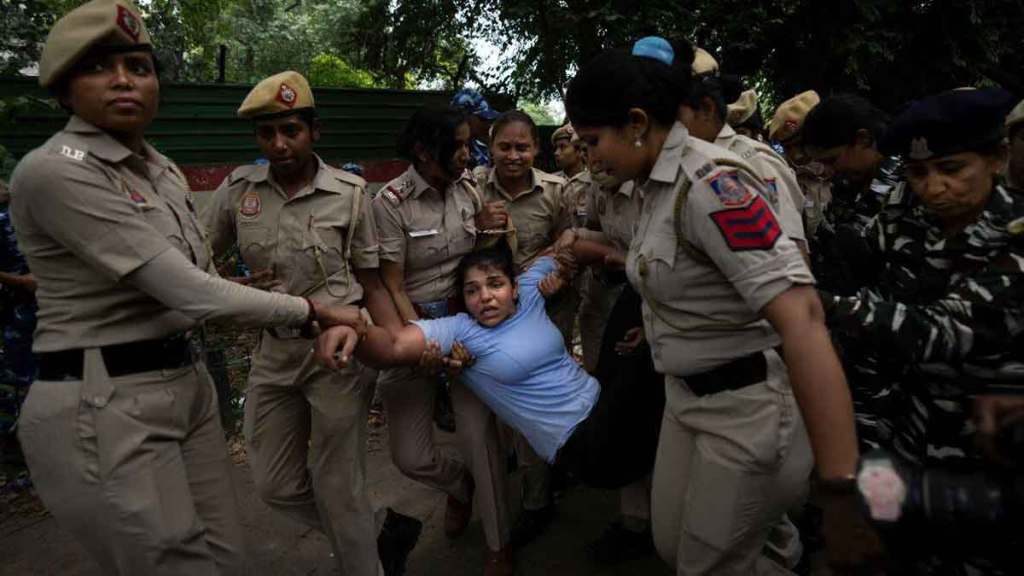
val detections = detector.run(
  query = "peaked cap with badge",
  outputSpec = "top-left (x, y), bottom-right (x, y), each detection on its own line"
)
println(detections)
top-left (551, 123), bottom-right (578, 144)
top-left (769, 90), bottom-right (820, 143)
top-left (691, 46), bottom-right (719, 76)
top-left (237, 71), bottom-right (315, 119)
top-left (727, 89), bottom-right (759, 126)
top-left (39, 0), bottom-right (152, 89)
top-left (882, 87), bottom-right (1015, 161)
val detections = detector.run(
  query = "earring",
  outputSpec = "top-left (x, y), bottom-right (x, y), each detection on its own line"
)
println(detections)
top-left (634, 138), bottom-right (643, 148)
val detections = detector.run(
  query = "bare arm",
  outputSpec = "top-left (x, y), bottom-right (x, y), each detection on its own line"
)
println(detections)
top-left (379, 259), bottom-right (419, 324)
top-left (317, 322), bottom-right (428, 370)
top-left (761, 284), bottom-right (859, 480)
top-left (355, 268), bottom-right (403, 332)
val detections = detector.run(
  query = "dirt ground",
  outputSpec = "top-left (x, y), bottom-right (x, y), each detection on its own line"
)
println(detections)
top-left (0, 421), bottom-right (673, 576)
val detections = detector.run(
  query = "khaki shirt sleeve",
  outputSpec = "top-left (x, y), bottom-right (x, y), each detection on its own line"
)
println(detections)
top-left (350, 191), bottom-right (380, 269)
top-left (200, 179), bottom-right (238, 259)
top-left (761, 155), bottom-right (807, 243)
top-left (552, 181), bottom-right (574, 237)
top-left (17, 154), bottom-right (172, 280)
top-left (686, 172), bottom-right (813, 313)
top-left (371, 194), bottom-right (406, 265)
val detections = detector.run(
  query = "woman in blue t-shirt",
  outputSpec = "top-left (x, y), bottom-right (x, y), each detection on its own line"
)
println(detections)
top-left (318, 244), bottom-right (636, 469)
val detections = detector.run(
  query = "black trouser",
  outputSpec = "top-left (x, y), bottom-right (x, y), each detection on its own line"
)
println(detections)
top-left (558, 285), bottom-right (665, 489)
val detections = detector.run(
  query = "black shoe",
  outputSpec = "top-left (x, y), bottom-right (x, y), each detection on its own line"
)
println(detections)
top-left (378, 508), bottom-right (423, 576)
top-left (586, 521), bottom-right (654, 565)
top-left (509, 505), bottom-right (555, 549)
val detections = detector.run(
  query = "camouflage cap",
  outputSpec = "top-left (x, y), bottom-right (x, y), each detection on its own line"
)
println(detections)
top-left (691, 46), bottom-right (719, 76)
top-left (237, 71), bottom-right (315, 119)
top-left (450, 89), bottom-right (499, 120)
top-left (1007, 99), bottom-right (1024, 130)
top-left (727, 89), bottom-right (758, 126)
top-left (882, 87), bottom-right (1014, 161)
top-left (551, 123), bottom-right (577, 144)
top-left (769, 90), bottom-right (820, 142)
top-left (39, 0), bottom-right (152, 89)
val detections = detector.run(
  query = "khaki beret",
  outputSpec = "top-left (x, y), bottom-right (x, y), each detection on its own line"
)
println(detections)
top-left (237, 71), bottom-right (315, 119)
top-left (39, 0), bottom-right (151, 89)
top-left (1007, 99), bottom-right (1024, 130)
top-left (691, 47), bottom-right (719, 76)
top-left (727, 89), bottom-right (758, 126)
top-left (769, 90), bottom-right (821, 142)
top-left (551, 123), bottom-right (577, 144)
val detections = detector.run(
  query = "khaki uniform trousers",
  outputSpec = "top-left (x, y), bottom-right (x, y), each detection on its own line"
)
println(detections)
top-left (378, 367), bottom-right (510, 550)
top-left (18, 349), bottom-right (244, 575)
top-left (652, 350), bottom-right (812, 576)
top-left (244, 333), bottom-right (379, 576)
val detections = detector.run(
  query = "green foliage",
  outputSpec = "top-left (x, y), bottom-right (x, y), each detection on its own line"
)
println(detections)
top-left (520, 101), bottom-right (557, 126)
top-left (308, 54), bottom-right (376, 88)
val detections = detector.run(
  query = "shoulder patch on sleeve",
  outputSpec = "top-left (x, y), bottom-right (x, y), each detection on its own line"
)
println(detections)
top-left (707, 171), bottom-right (754, 207)
top-left (709, 195), bottom-right (782, 251)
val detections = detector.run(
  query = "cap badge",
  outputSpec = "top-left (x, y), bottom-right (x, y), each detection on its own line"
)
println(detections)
top-left (277, 83), bottom-right (297, 108)
top-left (784, 120), bottom-right (798, 131)
top-left (239, 191), bottom-right (262, 218)
top-left (909, 137), bottom-right (933, 160)
top-left (116, 5), bottom-right (141, 41)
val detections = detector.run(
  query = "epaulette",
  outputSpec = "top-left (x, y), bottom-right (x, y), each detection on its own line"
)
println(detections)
top-left (537, 169), bottom-right (567, 186)
top-left (328, 165), bottom-right (367, 189)
top-left (379, 173), bottom-right (416, 206)
top-left (48, 135), bottom-right (88, 163)
top-left (228, 163), bottom-right (263, 184)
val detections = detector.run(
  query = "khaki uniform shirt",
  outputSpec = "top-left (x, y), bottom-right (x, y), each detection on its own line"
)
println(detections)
top-left (559, 169), bottom-right (592, 227)
top-left (8, 116), bottom-right (214, 351)
top-left (373, 166), bottom-right (483, 304)
top-left (796, 166), bottom-right (833, 237)
top-left (627, 123), bottom-right (814, 376)
top-left (476, 167), bottom-right (571, 268)
top-left (202, 156), bottom-right (378, 307)
top-left (715, 125), bottom-right (806, 244)
top-left (583, 180), bottom-right (640, 251)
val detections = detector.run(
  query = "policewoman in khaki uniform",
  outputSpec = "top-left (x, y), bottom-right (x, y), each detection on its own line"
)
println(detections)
top-left (566, 38), bottom-right (869, 575)
top-left (202, 72), bottom-right (415, 576)
top-left (373, 107), bottom-right (513, 568)
top-left (769, 91), bottom-right (832, 237)
top-left (475, 110), bottom-right (573, 543)
top-left (9, 2), bottom-right (368, 573)
top-left (551, 123), bottom-right (591, 227)
top-left (676, 45), bottom-right (808, 256)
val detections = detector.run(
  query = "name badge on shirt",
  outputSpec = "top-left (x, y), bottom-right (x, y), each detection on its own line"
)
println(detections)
top-left (408, 229), bottom-right (439, 238)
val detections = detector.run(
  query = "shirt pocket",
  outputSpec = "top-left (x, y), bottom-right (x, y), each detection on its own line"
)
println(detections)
top-left (639, 234), bottom-right (679, 301)
top-left (237, 225), bottom-right (275, 271)
top-left (407, 229), bottom-right (448, 271)
top-left (139, 203), bottom-right (190, 259)
top-left (302, 220), bottom-right (351, 297)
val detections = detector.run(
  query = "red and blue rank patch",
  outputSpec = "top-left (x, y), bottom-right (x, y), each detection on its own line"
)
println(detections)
top-left (707, 171), bottom-right (753, 207)
top-left (709, 195), bottom-right (782, 251)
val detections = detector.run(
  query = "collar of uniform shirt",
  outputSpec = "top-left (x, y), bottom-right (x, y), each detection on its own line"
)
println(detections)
top-left (64, 114), bottom-right (172, 178)
top-left (717, 123), bottom-right (738, 140)
top-left (648, 121), bottom-right (689, 184)
top-left (488, 166), bottom-right (543, 201)
top-left (615, 180), bottom-right (636, 198)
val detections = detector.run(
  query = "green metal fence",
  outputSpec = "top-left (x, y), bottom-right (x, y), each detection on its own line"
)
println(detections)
top-left (0, 77), bottom-right (451, 165)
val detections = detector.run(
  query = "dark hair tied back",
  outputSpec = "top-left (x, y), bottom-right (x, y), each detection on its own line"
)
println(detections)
top-left (566, 43), bottom-right (694, 129)
top-left (491, 110), bottom-right (539, 144)
top-left (397, 106), bottom-right (467, 171)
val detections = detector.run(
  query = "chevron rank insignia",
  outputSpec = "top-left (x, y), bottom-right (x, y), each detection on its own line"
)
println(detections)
top-left (709, 195), bottom-right (781, 251)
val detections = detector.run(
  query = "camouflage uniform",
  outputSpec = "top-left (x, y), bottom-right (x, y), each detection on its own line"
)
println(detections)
top-left (810, 157), bottom-right (905, 294)
top-left (823, 184), bottom-right (1024, 464)
top-left (0, 204), bottom-right (36, 436)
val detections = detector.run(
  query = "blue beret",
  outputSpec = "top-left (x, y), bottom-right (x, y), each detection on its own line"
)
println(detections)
top-left (882, 88), bottom-right (1014, 160)
top-left (450, 89), bottom-right (499, 121)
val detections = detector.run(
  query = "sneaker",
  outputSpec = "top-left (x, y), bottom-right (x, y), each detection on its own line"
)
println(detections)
top-left (378, 508), bottom-right (423, 576)
top-left (586, 521), bottom-right (654, 565)
top-left (509, 505), bottom-right (555, 549)
top-left (445, 475), bottom-right (475, 538)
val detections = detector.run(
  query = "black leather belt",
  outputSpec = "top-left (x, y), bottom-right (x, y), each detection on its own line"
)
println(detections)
top-left (37, 334), bottom-right (194, 381)
top-left (684, 351), bottom-right (768, 397)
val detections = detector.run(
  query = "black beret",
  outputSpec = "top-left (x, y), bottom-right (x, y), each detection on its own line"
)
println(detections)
top-left (882, 87), bottom-right (1015, 160)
